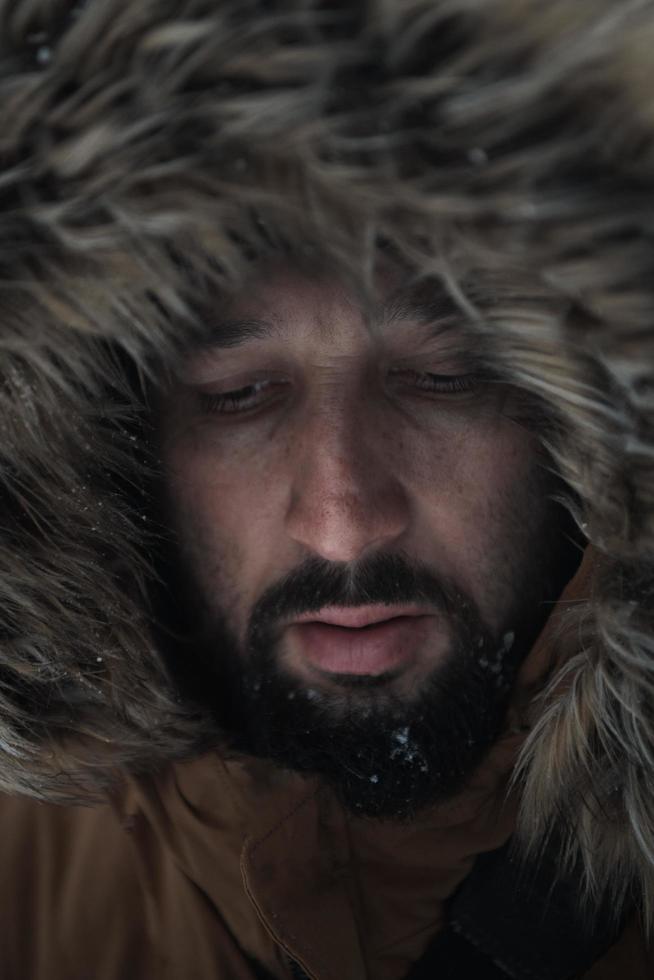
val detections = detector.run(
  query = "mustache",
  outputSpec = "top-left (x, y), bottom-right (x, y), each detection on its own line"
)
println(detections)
top-left (248, 551), bottom-right (480, 640)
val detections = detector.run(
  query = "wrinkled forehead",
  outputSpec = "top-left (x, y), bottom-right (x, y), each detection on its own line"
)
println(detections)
top-left (188, 255), bottom-right (477, 356)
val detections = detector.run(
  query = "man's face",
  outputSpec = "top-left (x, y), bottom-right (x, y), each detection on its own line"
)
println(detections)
top-left (159, 263), bottom-right (576, 818)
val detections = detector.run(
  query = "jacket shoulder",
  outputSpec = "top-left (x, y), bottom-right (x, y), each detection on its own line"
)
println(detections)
top-left (0, 789), bottom-right (276, 980)
top-left (0, 792), bottom-right (151, 980)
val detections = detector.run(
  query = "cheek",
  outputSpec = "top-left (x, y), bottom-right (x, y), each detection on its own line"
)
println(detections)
top-left (162, 431), bottom-right (287, 620)
top-left (451, 425), bottom-right (535, 510)
top-left (165, 422), bottom-right (274, 529)
top-left (402, 417), bottom-right (547, 625)
top-left (400, 409), bottom-right (537, 514)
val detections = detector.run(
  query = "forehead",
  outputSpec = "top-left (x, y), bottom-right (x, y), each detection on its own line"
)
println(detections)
top-left (194, 260), bottom-right (467, 353)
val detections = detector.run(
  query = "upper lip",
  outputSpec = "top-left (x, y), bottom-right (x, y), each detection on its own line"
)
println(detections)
top-left (290, 604), bottom-right (432, 629)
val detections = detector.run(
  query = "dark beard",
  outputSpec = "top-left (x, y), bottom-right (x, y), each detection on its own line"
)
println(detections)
top-left (214, 621), bottom-right (514, 821)
top-left (163, 542), bottom-right (577, 821)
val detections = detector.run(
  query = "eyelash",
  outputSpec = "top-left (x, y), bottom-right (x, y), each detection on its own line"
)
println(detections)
top-left (400, 371), bottom-right (478, 395)
top-left (199, 380), bottom-right (279, 415)
top-left (199, 373), bottom-right (479, 416)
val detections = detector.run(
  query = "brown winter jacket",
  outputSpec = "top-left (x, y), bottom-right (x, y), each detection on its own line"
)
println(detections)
top-left (0, 548), bottom-right (650, 980)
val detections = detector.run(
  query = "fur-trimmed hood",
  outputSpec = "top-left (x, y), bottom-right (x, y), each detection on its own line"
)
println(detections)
top-left (0, 0), bottom-right (652, 929)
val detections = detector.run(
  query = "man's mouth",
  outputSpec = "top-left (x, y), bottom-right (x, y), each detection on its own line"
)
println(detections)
top-left (286, 605), bottom-right (440, 677)
top-left (291, 603), bottom-right (432, 629)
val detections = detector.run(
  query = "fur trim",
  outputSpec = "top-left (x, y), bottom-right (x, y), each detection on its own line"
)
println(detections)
top-left (0, 0), bottom-right (653, 928)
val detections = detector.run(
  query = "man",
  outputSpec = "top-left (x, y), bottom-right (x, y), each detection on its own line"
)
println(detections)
top-left (0, 1), bottom-right (651, 978)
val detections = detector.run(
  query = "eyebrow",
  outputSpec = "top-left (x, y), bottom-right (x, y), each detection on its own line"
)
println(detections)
top-left (379, 289), bottom-right (462, 331)
top-left (196, 286), bottom-right (463, 351)
top-left (197, 317), bottom-right (280, 350)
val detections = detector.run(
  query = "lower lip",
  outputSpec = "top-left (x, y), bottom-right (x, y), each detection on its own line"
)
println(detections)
top-left (288, 616), bottom-right (436, 676)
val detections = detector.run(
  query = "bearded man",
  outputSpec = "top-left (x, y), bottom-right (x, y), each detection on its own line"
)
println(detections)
top-left (0, 2), bottom-right (652, 979)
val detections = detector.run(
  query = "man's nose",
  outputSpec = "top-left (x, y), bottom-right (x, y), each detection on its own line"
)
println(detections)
top-left (284, 405), bottom-right (411, 563)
